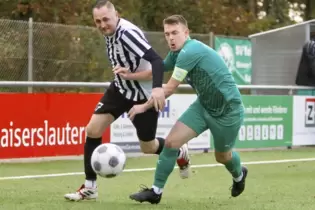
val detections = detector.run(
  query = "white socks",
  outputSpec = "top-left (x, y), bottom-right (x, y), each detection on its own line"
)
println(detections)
top-left (233, 172), bottom-right (243, 182)
top-left (152, 185), bottom-right (163, 194)
top-left (85, 180), bottom-right (97, 188)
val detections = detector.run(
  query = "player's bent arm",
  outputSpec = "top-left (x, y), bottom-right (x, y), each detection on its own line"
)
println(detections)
top-left (126, 70), bottom-right (152, 81)
top-left (163, 78), bottom-right (181, 98)
top-left (121, 30), bottom-right (164, 88)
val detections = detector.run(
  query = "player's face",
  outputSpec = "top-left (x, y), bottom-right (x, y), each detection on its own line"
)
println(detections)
top-left (164, 23), bottom-right (189, 51)
top-left (93, 6), bottom-right (118, 36)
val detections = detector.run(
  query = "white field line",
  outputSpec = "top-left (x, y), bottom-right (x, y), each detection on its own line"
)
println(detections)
top-left (0, 157), bottom-right (314, 181)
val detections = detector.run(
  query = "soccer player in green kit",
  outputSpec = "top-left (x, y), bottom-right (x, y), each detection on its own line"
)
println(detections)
top-left (127, 14), bottom-right (248, 204)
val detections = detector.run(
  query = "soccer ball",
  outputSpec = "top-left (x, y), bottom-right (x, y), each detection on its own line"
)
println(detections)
top-left (91, 143), bottom-right (126, 178)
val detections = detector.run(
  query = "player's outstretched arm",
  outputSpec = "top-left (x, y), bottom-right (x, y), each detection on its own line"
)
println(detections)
top-left (128, 98), bottom-right (154, 120)
top-left (162, 65), bottom-right (187, 98)
top-left (163, 78), bottom-right (181, 98)
top-left (127, 78), bottom-right (180, 121)
top-left (127, 67), bottom-right (183, 121)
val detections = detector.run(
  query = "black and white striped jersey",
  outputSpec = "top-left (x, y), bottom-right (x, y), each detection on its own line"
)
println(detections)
top-left (104, 18), bottom-right (153, 101)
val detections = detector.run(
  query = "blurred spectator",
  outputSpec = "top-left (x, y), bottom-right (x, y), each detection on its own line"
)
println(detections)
top-left (11, 0), bottom-right (39, 21)
top-left (295, 34), bottom-right (315, 86)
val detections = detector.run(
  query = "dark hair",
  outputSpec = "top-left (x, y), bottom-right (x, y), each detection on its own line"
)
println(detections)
top-left (92, 0), bottom-right (113, 10)
top-left (163, 15), bottom-right (188, 27)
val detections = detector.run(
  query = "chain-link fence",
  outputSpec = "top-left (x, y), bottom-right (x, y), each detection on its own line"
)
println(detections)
top-left (0, 18), bottom-right (212, 93)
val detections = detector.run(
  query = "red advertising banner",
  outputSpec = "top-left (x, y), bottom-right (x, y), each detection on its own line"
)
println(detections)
top-left (0, 93), bottom-right (110, 159)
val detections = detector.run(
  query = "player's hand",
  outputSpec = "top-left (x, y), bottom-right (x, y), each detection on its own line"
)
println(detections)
top-left (113, 66), bottom-right (130, 80)
top-left (151, 87), bottom-right (165, 112)
top-left (128, 104), bottom-right (147, 121)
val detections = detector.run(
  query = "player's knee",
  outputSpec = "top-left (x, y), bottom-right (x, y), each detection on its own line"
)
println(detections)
top-left (86, 114), bottom-right (113, 138)
top-left (86, 123), bottom-right (103, 138)
top-left (139, 140), bottom-right (156, 154)
top-left (215, 151), bottom-right (232, 164)
top-left (141, 147), bottom-right (156, 154)
top-left (164, 138), bottom-right (180, 149)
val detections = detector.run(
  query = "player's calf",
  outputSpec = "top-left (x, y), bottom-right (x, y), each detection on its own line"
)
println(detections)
top-left (139, 138), bottom-right (162, 154)
top-left (140, 138), bottom-right (191, 179)
top-left (64, 114), bottom-right (113, 202)
top-left (214, 150), bottom-right (247, 197)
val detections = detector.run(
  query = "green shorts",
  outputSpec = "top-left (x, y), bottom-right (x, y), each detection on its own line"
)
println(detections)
top-left (178, 98), bottom-right (244, 152)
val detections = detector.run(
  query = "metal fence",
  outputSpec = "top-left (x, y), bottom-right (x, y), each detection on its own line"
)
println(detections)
top-left (0, 18), bottom-right (212, 93)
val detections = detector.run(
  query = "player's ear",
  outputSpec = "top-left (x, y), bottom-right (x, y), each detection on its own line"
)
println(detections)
top-left (185, 28), bottom-right (189, 36)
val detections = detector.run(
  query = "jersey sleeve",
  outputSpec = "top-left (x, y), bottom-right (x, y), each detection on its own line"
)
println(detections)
top-left (163, 52), bottom-right (176, 72)
top-left (120, 29), bottom-right (152, 58)
top-left (172, 42), bottom-right (202, 82)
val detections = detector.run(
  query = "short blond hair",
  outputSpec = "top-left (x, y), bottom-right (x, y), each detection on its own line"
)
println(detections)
top-left (163, 15), bottom-right (188, 28)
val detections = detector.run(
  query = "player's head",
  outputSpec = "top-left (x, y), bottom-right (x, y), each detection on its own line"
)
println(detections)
top-left (163, 15), bottom-right (189, 52)
top-left (92, 0), bottom-right (119, 36)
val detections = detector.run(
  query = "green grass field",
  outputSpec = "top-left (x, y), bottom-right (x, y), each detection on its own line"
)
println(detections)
top-left (0, 148), bottom-right (315, 210)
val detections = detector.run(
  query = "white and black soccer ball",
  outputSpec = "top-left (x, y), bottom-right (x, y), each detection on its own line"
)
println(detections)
top-left (91, 143), bottom-right (126, 178)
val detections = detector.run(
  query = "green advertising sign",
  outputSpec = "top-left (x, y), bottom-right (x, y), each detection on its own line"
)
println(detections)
top-left (215, 37), bottom-right (252, 85)
top-left (210, 96), bottom-right (293, 149)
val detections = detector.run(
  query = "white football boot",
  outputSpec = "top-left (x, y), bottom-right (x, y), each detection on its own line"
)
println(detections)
top-left (64, 184), bottom-right (98, 201)
top-left (176, 144), bottom-right (191, 179)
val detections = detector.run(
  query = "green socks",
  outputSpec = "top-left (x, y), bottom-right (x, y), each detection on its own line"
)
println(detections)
top-left (152, 148), bottom-right (242, 193)
top-left (153, 147), bottom-right (179, 189)
top-left (224, 151), bottom-right (242, 179)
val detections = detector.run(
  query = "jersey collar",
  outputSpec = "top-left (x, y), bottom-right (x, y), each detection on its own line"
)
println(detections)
top-left (183, 36), bottom-right (192, 46)
top-left (176, 37), bottom-right (191, 52)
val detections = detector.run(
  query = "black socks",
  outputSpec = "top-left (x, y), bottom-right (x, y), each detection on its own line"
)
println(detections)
top-left (84, 137), bottom-right (102, 180)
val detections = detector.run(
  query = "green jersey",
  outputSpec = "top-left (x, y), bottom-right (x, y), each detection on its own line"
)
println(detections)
top-left (164, 38), bottom-right (242, 117)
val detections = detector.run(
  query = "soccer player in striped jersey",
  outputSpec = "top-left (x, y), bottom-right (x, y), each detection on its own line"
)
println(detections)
top-left (63, 1), bottom-right (190, 202)
top-left (128, 15), bottom-right (248, 204)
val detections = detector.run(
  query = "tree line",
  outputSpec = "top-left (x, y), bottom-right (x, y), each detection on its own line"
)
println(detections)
top-left (2, 0), bottom-right (314, 36)
top-left (0, 0), bottom-right (314, 93)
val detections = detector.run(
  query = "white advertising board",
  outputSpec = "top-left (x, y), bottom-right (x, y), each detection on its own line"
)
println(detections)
top-left (293, 96), bottom-right (315, 146)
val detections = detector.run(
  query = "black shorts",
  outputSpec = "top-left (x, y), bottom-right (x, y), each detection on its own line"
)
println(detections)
top-left (94, 82), bottom-right (158, 142)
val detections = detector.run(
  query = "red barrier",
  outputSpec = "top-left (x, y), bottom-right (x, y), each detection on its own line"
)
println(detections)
top-left (0, 93), bottom-right (110, 159)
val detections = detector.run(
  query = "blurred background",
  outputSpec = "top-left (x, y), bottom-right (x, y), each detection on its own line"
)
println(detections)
top-left (0, 0), bottom-right (314, 93)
